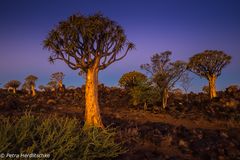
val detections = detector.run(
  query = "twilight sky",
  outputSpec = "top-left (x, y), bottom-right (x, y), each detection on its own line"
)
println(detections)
top-left (0, 0), bottom-right (240, 92)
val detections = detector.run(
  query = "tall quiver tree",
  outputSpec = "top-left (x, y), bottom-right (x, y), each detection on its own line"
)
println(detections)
top-left (141, 51), bottom-right (186, 109)
top-left (51, 72), bottom-right (65, 92)
top-left (43, 13), bottom-right (135, 128)
top-left (188, 50), bottom-right (231, 99)
top-left (25, 75), bottom-right (38, 96)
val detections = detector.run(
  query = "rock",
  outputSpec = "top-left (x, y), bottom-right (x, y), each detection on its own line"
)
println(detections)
top-left (47, 99), bottom-right (57, 105)
top-left (220, 131), bottom-right (229, 138)
top-left (224, 98), bottom-right (239, 108)
top-left (127, 127), bottom-right (139, 137)
top-left (179, 139), bottom-right (188, 148)
top-left (115, 113), bottom-right (121, 119)
top-left (218, 156), bottom-right (225, 160)
top-left (30, 104), bottom-right (38, 108)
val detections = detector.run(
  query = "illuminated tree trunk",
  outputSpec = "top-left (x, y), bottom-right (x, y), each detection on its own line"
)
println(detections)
top-left (31, 85), bottom-right (36, 96)
top-left (208, 75), bottom-right (217, 99)
top-left (162, 88), bottom-right (168, 109)
top-left (84, 67), bottom-right (103, 128)
top-left (13, 88), bottom-right (16, 94)
top-left (58, 81), bottom-right (63, 92)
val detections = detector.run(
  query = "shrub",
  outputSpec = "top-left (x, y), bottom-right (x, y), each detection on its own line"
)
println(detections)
top-left (129, 81), bottom-right (159, 108)
top-left (78, 126), bottom-right (127, 160)
top-left (225, 85), bottom-right (239, 94)
top-left (0, 113), bottom-right (78, 159)
top-left (0, 113), bottom-right (126, 160)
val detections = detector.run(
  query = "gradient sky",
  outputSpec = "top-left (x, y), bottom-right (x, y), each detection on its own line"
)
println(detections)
top-left (0, 0), bottom-right (240, 92)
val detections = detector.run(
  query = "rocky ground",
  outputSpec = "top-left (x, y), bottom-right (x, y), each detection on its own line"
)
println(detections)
top-left (0, 87), bottom-right (240, 160)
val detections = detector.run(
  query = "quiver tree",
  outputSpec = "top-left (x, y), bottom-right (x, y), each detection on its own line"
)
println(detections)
top-left (141, 51), bottom-right (186, 109)
top-left (4, 80), bottom-right (21, 94)
top-left (43, 13), bottom-right (135, 128)
top-left (188, 50), bottom-right (231, 99)
top-left (24, 75), bottom-right (38, 96)
top-left (51, 72), bottom-right (65, 92)
top-left (119, 71), bottom-right (147, 90)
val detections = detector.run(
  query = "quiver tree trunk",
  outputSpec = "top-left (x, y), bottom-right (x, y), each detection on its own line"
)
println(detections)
top-left (58, 81), bottom-right (64, 92)
top-left (13, 88), bottom-right (16, 94)
top-left (162, 88), bottom-right (168, 109)
top-left (208, 75), bottom-right (217, 99)
top-left (31, 85), bottom-right (36, 97)
top-left (84, 67), bottom-right (104, 128)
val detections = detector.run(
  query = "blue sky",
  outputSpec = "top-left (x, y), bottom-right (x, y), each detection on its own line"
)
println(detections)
top-left (0, 0), bottom-right (240, 92)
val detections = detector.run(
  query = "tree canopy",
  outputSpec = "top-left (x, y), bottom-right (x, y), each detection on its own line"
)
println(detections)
top-left (4, 80), bottom-right (21, 90)
top-left (51, 72), bottom-right (64, 82)
top-left (141, 51), bottom-right (187, 91)
top-left (119, 71), bottom-right (147, 89)
top-left (43, 13), bottom-right (135, 74)
top-left (25, 75), bottom-right (38, 85)
top-left (187, 50), bottom-right (231, 79)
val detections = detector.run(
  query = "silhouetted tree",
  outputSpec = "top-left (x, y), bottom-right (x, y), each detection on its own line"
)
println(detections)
top-left (51, 72), bottom-right (65, 92)
top-left (141, 51), bottom-right (186, 109)
top-left (4, 80), bottom-right (21, 94)
top-left (119, 71), bottom-right (147, 90)
top-left (188, 50), bottom-right (231, 99)
top-left (25, 75), bottom-right (38, 96)
top-left (179, 72), bottom-right (193, 101)
top-left (43, 13), bottom-right (135, 128)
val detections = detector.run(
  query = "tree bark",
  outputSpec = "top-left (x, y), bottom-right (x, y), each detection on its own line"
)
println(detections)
top-left (31, 85), bottom-right (36, 96)
top-left (162, 88), bottom-right (168, 109)
top-left (208, 75), bottom-right (217, 99)
top-left (13, 88), bottom-right (16, 94)
top-left (58, 81), bottom-right (64, 92)
top-left (84, 67), bottom-right (104, 128)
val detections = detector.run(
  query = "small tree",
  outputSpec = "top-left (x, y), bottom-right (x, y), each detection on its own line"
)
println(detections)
top-left (119, 71), bottom-right (147, 90)
top-left (43, 13), bottom-right (134, 128)
top-left (119, 71), bottom-right (157, 109)
top-left (202, 85), bottom-right (209, 94)
top-left (141, 51), bottom-right (186, 109)
top-left (179, 72), bottom-right (193, 94)
top-left (188, 50), bottom-right (231, 99)
top-left (4, 80), bottom-right (21, 94)
top-left (129, 81), bottom-right (158, 110)
top-left (225, 84), bottom-right (239, 94)
top-left (22, 82), bottom-right (30, 94)
top-left (51, 72), bottom-right (65, 92)
top-left (25, 75), bottom-right (38, 96)
top-left (38, 85), bottom-right (45, 92)
top-left (47, 81), bottom-right (58, 91)
top-left (179, 72), bottom-right (193, 101)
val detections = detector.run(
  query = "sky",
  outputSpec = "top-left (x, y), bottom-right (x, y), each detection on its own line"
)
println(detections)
top-left (0, 0), bottom-right (240, 92)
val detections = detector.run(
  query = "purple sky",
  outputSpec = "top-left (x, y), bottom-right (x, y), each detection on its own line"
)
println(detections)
top-left (0, 0), bottom-right (240, 92)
